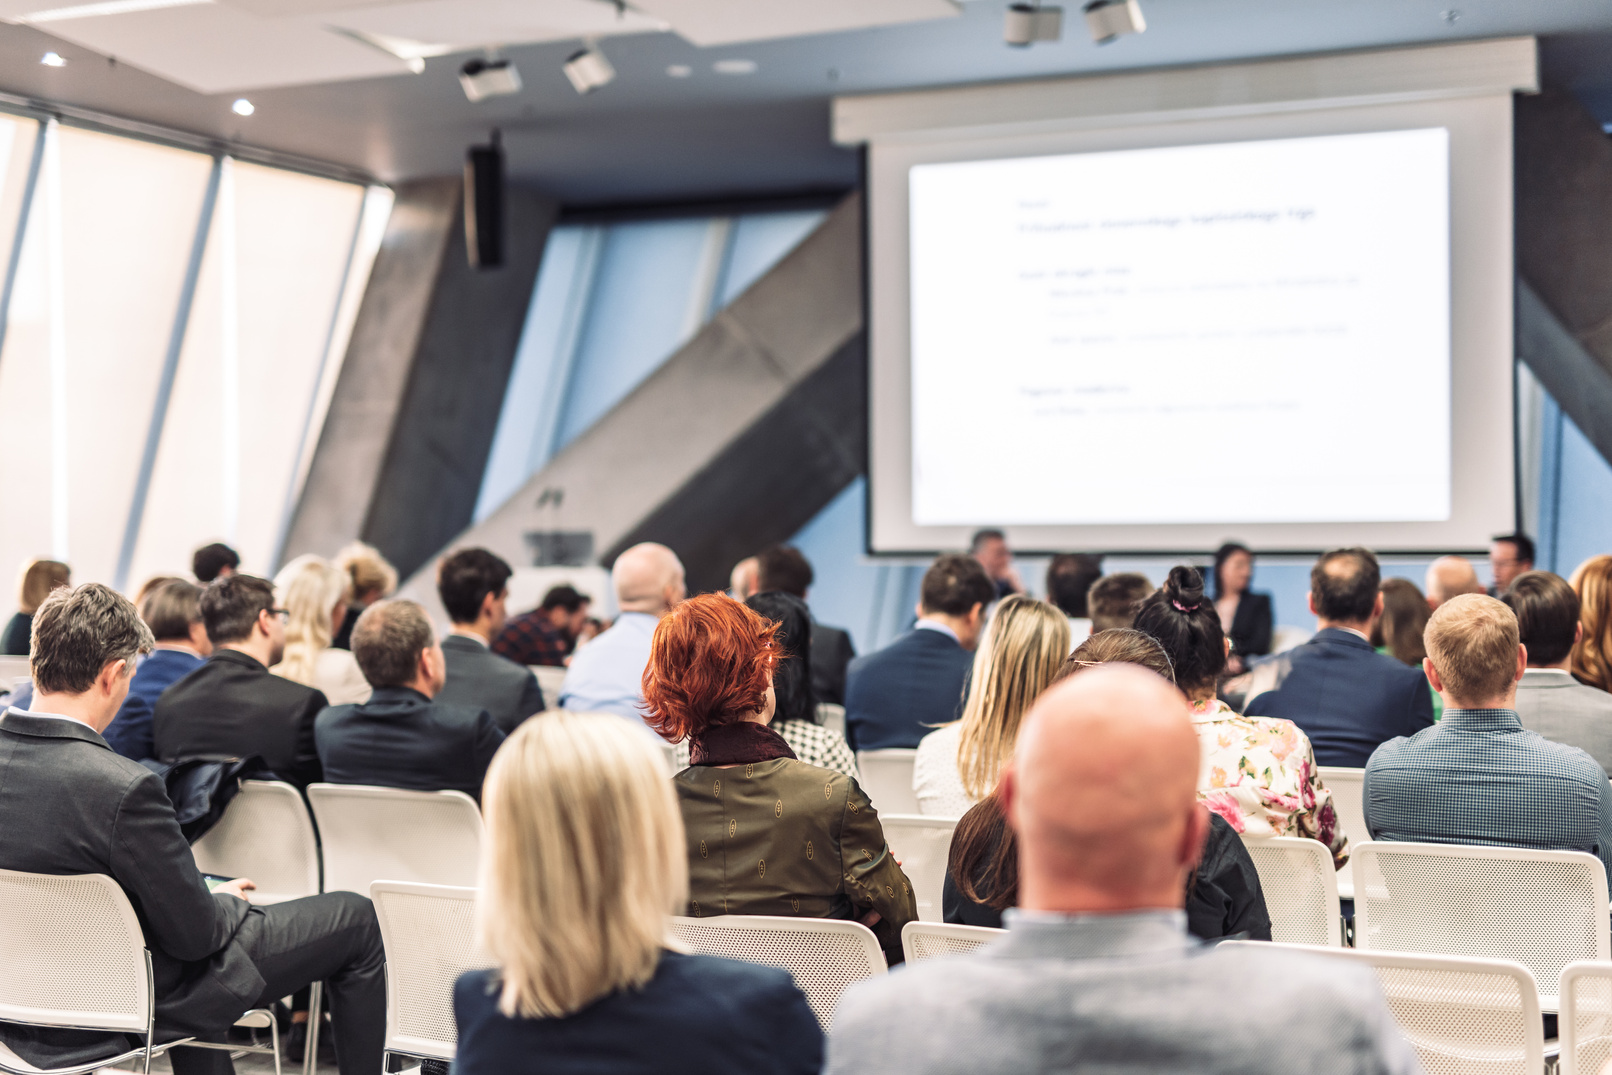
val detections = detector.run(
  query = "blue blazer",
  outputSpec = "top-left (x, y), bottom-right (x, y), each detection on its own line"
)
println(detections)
top-left (844, 627), bottom-right (972, 752)
top-left (314, 686), bottom-right (504, 801)
top-left (103, 648), bottom-right (204, 761)
top-left (453, 952), bottom-right (822, 1075)
top-left (1245, 628), bottom-right (1435, 768)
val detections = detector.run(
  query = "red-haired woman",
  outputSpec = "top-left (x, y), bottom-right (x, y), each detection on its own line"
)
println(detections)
top-left (644, 593), bottom-right (916, 963)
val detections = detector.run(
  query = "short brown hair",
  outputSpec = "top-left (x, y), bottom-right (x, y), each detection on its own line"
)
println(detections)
top-left (919, 554), bottom-right (995, 617)
top-left (1057, 628), bottom-right (1174, 684)
top-left (199, 574), bottom-right (276, 645)
top-left (641, 594), bottom-right (777, 742)
top-left (139, 579), bottom-right (202, 642)
top-left (31, 584), bottom-right (153, 694)
top-left (1424, 593), bottom-right (1521, 705)
top-left (1087, 573), bottom-right (1152, 634)
top-left (351, 600), bottom-right (434, 689)
top-left (756, 545), bottom-right (812, 598)
top-left (1502, 571), bottom-right (1580, 668)
top-left (17, 559), bottom-right (70, 614)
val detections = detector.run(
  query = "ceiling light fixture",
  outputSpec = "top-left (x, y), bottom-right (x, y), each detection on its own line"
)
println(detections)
top-left (21, 0), bottom-right (208, 23)
top-left (461, 56), bottom-right (523, 102)
top-left (1083, 0), bottom-right (1145, 44)
top-left (1004, 3), bottom-right (1061, 46)
top-left (563, 46), bottom-right (614, 94)
top-left (231, 98), bottom-right (254, 116)
top-left (39, 51), bottom-right (66, 66)
top-left (712, 58), bottom-right (757, 76)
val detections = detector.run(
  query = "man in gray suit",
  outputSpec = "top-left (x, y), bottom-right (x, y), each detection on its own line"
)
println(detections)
top-left (1503, 571), bottom-right (1612, 774)
top-left (826, 665), bottom-right (1419, 1075)
top-left (434, 547), bottom-right (545, 734)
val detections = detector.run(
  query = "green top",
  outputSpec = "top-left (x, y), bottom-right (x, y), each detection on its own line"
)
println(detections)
top-left (1375, 646), bottom-right (1442, 721)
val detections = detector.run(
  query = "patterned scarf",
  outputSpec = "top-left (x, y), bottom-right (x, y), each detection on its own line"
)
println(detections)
top-left (689, 721), bottom-right (798, 766)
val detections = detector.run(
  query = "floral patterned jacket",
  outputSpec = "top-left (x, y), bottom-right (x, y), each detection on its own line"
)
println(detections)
top-left (1192, 698), bottom-right (1349, 868)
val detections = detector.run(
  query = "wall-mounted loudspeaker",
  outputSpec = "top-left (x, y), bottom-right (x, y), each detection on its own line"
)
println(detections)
top-left (465, 130), bottom-right (504, 270)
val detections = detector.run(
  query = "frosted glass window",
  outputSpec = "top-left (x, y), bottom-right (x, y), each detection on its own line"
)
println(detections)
top-left (716, 211), bottom-right (825, 308)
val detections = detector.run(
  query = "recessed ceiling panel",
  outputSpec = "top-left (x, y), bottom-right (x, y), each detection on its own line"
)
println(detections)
top-left (326, 0), bottom-right (667, 51)
top-left (630, 0), bottom-right (959, 47)
top-left (218, 0), bottom-right (393, 15)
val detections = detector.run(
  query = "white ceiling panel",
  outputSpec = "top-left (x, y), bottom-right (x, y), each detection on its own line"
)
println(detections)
top-left (629, 0), bottom-right (960, 47)
top-left (219, 0), bottom-right (393, 15)
top-left (326, 0), bottom-right (667, 51)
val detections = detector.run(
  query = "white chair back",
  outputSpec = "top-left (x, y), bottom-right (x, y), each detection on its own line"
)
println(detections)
top-left (901, 921), bottom-right (1004, 963)
top-left (1318, 766), bottom-right (1367, 899)
top-left (1560, 961), bottom-right (1612, 1075)
top-left (529, 665), bottom-right (567, 703)
top-left (371, 882), bottom-right (491, 1063)
top-left (1352, 840), bottom-right (1611, 1009)
top-left (854, 749), bottom-right (918, 815)
top-left (307, 784), bottom-right (483, 894)
top-left (817, 703), bottom-right (846, 738)
top-left (879, 814), bottom-right (956, 923)
top-left (0, 655), bottom-right (29, 690)
top-left (192, 780), bottom-right (320, 904)
top-left (670, 914), bottom-right (884, 1027)
top-left (1240, 836), bottom-right (1343, 946)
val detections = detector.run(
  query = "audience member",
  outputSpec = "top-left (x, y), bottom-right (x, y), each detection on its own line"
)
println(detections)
top-left (913, 595), bottom-right (1070, 816)
top-left (331, 541), bottom-right (397, 650)
top-left (1366, 594), bottom-right (1612, 876)
top-left (154, 574), bottom-right (327, 788)
top-left (98, 579), bottom-right (211, 761)
top-left (1489, 532), bottom-right (1536, 595)
top-left (1571, 554), bottom-right (1612, 693)
top-left (1044, 553), bottom-right (1102, 646)
top-left (1, 558), bottom-right (70, 655)
top-left (1135, 567), bottom-right (1347, 865)
top-left (492, 584), bottom-right (591, 668)
top-left (0, 584), bottom-right (383, 1075)
top-left (1246, 548), bottom-right (1433, 765)
top-left (970, 528), bottom-right (1021, 599)
top-left (191, 542), bottom-right (240, 583)
top-left (1212, 542), bottom-right (1272, 674)
top-left (1371, 577), bottom-right (1442, 721)
top-left (645, 594), bottom-right (916, 962)
top-left (1503, 572), bottom-right (1612, 775)
top-left (135, 573), bottom-right (185, 604)
top-left (1425, 554), bottom-right (1484, 610)
top-left (1086, 572), bottom-right (1152, 634)
top-left (454, 711), bottom-right (822, 1075)
top-left (743, 591), bottom-right (859, 779)
top-left (756, 544), bottom-right (857, 706)
top-left (316, 600), bottom-right (504, 800)
top-left (844, 554), bottom-right (994, 751)
top-left (729, 556), bottom-right (760, 600)
top-left (435, 548), bottom-right (545, 734)
top-left (272, 555), bottom-right (370, 706)
top-left (825, 665), bottom-right (1417, 1075)
top-left (560, 542), bottom-right (686, 724)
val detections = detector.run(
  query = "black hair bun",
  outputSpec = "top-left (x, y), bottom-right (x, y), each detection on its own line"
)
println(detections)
top-left (1164, 566), bottom-right (1206, 611)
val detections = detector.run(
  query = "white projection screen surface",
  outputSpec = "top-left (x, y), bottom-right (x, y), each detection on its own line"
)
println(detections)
top-left (849, 43), bottom-right (1530, 555)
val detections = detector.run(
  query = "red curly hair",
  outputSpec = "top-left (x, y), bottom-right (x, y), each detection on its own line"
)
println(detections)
top-left (641, 593), bottom-right (778, 742)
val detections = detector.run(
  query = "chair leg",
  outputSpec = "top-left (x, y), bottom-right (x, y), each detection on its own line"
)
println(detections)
top-left (302, 981), bottom-right (323, 1075)
top-left (270, 1009), bottom-right (282, 1075)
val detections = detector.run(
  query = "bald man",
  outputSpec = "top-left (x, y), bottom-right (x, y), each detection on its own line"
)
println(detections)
top-left (558, 543), bottom-right (686, 725)
top-left (1425, 555), bottom-right (1484, 611)
top-left (826, 666), bottom-right (1419, 1075)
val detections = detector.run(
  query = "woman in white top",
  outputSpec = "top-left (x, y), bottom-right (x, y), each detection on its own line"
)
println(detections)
top-left (272, 554), bottom-right (371, 706)
top-left (912, 594), bottom-right (1070, 816)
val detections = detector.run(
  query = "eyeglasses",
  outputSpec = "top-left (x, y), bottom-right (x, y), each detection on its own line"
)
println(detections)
top-left (268, 608), bottom-right (290, 621)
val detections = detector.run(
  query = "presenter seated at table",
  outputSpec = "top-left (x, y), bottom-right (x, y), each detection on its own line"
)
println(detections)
top-left (1212, 543), bottom-right (1272, 675)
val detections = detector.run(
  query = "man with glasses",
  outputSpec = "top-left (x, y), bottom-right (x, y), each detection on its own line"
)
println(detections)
top-left (154, 573), bottom-right (327, 788)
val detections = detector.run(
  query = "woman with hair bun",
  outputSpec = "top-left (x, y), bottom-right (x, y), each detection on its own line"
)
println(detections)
top-left (1134, 566), bottom-right (1347, 868)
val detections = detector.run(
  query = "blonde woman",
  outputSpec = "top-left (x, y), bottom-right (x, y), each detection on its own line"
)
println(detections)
top-left (332, 542), bottom-right (397, 650)
top-left (2, 559), bottom-right (70, 655)
top-left (272, 555), bottom-right (370, 705)
top-left (1571, 556), bottom-right (1612, 693)
top-left (454, 712), bottom-right (822, 1075)
top-left (912, 594), bottom-right (1072, 817)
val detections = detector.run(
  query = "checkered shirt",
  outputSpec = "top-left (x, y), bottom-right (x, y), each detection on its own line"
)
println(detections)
top-left (491, 611), bottom-right (571, 667)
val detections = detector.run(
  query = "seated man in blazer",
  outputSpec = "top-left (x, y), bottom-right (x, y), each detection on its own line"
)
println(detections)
top-left (1503, 570), bottom-right (1612, 775)
top-left (1246, 547), bottom-right (1434, 767)
top-left (153, 574), bottom-right (327, 787)
top-left (434, 548), bottom-right (545, 735)
top-left (844, 555), bottom-right (996, 751)
top-left (0, 584), bottom-right (383, 1075)
top-left (316, 599), bottom-right (505, 800)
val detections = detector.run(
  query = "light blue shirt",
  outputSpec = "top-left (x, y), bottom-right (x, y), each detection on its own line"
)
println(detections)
top-left (558, 612), bottom-right (660, 724)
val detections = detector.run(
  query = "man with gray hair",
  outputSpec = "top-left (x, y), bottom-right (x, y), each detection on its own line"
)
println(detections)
top-left (315, 599), bottom-right (504, 801)
top-left (0, 584), bottom-right (385, 1075)
top-left (559, 542), bottom-right (686, 725)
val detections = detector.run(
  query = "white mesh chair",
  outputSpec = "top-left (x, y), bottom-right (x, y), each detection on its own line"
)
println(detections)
top-left (854, 749), bottom-right (918, 815)
top-left (1318, 766), bottom-right (1367, 900)
top-left (192, 781), bottom-right (320, 905)
top-left (1560, 961), bottom-right (1612, 1075)
top-left (1352, 840), bottom-right (1611, 1009)
top-left (307, 784), bottom-right (483, 894)
top-left (901, 922), bottom-right (1005, 963)
top-left (1240, 836), bottom-right (1343, 947)
top-left (371, 882), bottom-right (492, 1066)
top-left (529, 665), bottom-right (567, 702)
top-left (670, 915), bottom-right (885, 1027)
top-left (817, 703), bottom-right (846, 737)
top-left (879, 814), bottom-right (957, 923)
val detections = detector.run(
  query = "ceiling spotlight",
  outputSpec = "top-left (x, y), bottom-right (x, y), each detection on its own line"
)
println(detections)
top-left (563, 47), bottom-right (615, 94)
top-left (1083, 0), bottom-right (1145, 43)
top-left (460, 56), bottom-right (523, 102)
top-left (39, 51), bottom-right (65, 66)
top-left (666, 63), bottom-right (692, 78)
top-left (1004, 3), bottom-right (1061, 46)
top-left (712, 58), bottom-right (757, 75)
top-left (231, 98), bottom-right (254, 116)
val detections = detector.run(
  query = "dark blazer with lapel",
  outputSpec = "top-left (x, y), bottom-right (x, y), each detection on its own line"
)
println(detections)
top-left (844, 628), bottom-right (972, 752)
top-left (1245, 627), bottom-right (1435, 768)
top-left (1227, 592), bottom-right (1274, 660)
top-left (436, 634), bottom-right (545, 735)
top-left (103, 648), bottom-right (203, 762)
top-left (152, 648), bottom-right (327, 787)
top-left (315, 686), bottom-right (505, 801)
top-left (810, 621), bottom-right (856, 706)
top-left (0, 713), bottom-right (265, 1066)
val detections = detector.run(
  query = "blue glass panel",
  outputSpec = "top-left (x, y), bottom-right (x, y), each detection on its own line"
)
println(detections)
top-left (716, 210), bottom-right (826, 310)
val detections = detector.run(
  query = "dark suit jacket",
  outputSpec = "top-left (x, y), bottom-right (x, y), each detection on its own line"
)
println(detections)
top-left (844, 627), bottom-right (972, 751)
top-left (1226, 592), bottom-right (1274, 659)
top-left (153, 648), bottom-right (327, 787)
top-left (315, 686), bottom-right (505, 801)
top-left (810, 621), bottom-right (855, 706)
top-left (436, 634), bottom-right (545, 735)
top-left (0, 713), bottom-right (266, 1067)
top-left (1245, 627), bottom-right (1435, 767)
top-left (103, 648), bottom-right (203, 761)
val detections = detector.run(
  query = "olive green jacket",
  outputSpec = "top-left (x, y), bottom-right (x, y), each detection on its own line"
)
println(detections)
top-left (675, 757), bottom-right (918, 956)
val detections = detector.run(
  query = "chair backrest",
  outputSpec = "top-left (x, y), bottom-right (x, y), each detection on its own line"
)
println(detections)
top-left (1222, 940), bottom-right (1545, 1075)
top-left (854, 749), bottom-right (918, 815)
top-left (879, 814), bottom-right (957, 923)
top-left (529, 665), bottom-right (567, 702)
top-left (670, 914), bottom-right (884, 1027)
top-left (1319, 766), bottom-right (1367, 898)
top-left (0, 868), bottom-right (150, 1033)
top-left (371, 882), bottom-right (491, 1061)
top-left (901, 921), bottom-right (1005, 963)
top-left (307, 784), bottom-right (483, 894)
top-left (1240, 836), bottom-right (1343, 946)
top-left (1352, 840), bottom-right (1611, 1008)
top-left (817, 703), bottom-right (846, 738)
top-left (1560, 961), bottom-right (1612, 1075)
top-left (191, 780), bottom-right (320, 903)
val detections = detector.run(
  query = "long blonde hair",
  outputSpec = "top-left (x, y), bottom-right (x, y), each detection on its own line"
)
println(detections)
top-left (478, 711), bottom-right (687, 1018)
top-left (955, 594), bottom-right (1072, 800)
top-left (272, 555), bottom-right (349, 685)
top-left (1571, 555), bottom-right (1612, 692)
